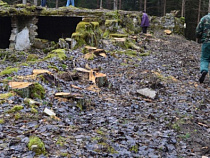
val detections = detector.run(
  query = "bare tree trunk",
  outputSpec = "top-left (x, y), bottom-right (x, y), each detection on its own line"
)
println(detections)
top-left (114, 0), bottom-right (118, 10)
top-left (181, 0), bottom-right (186, 17)
top-left (56, 0), bottom-right (58, 8)
top-left (34, 0), bottom-right (37, 5)
top-left (139, 0), bottom-right (142, 11)
top-left (209, 0), bottom-right (210, 13)
top-left (163, 0), bottom-right (166, 16)
top-left (197, 0), bottom-right (201, 25)
top-left (119, 0), bottom-right (121, 10)
top-left (144, 0), bottom-right (146, 12)
top-left (100, 0), bottom-right (103, 9)
top-left (23, 0), bottom-right (27, 4)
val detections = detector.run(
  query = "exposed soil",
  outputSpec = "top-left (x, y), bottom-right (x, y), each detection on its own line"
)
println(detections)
top-left (0, 31), bottom-right (209, 158)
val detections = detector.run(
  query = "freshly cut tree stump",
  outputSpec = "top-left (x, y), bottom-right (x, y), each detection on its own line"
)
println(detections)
top-left (58, 71), bottom-right (79, 81)
top-left (37, 72), bottom-right (58, 86)
top-left (83, 46), bottom-right (97, 54)
top-left (95, 72), bottom-right (108, 87)
top-left (164, 30), bottom-right (172, 35)
top-left (55, 92), bottom-right (86, 110)
top-left (33, 69), bottom-right (51, 75)
top-left (74, 68), bottom-right (91, 80)
top-left (8, 82), bottom-right (45, 99)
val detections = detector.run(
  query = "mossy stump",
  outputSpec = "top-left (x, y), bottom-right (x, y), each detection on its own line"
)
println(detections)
top-left (8, 82), bottom-right (45, 99)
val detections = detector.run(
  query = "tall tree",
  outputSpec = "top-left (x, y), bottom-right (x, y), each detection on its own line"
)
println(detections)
top-left (23, 0), bottom-right (27, 4)
top-left (144, 0), bottom-right (147, 12)
top-left (139, 0), bottom-right (142, 11)
top-left (163, 0), bottom-right (166, 16)
top-left (34, 0), bottom-right (37, 5)
top-left (197, 0), bottom-right (201, 24)
top-left (181, 0), bottom-right (186, 17)
top-left (209, 0), bottom-right (210, 13)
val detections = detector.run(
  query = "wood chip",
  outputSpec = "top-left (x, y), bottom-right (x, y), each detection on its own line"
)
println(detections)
top-left (8, 82), bottom-right (33, 89)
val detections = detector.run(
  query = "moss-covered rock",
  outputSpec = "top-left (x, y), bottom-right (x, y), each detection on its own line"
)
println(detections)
top-left (7, 105), bottom-right (24, 113)
top-left (26, 54), bottom-right (39, 61)
top-left (0, 92), bottom-right (14, 99)
top-left (44, 49), bottom-right (66, 60)
top-left (28, 136), bottom-right (46, 155)
top-left (0, 67), bottom-right (19, 76)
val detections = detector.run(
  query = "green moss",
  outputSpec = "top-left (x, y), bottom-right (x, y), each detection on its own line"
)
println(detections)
top-left (20, 63), bottom-right (29, 66)
top-left (105, 10), bottom-right (119, 19)
top-left (0, 92), bottom-right (13, 99)
top-left (76, 22), bottom-right (92, 32)
top-left (7, 105), bottom-right (24, 113)
top-left (15, 112), bottom-right (21, 120)
top-left (139, 52), bottom-right (150, 56)
top-left (30, 83), bottom-right (45, 99)
top-left (56, 136), bottom-right (66, 146)
top-left (97, 142), bottom-right (118, 154)
top-left (109, 34), bottom-right (128, 38)
top-left (31, 107), bottom-right (38, 114)
top-left (130, 144), bottom-right (139, 153)
top-left (0, 119), bottom-right (5, 124)
top-left (27, 54), bottom-right (39, 61)
top-left (28, 136), bottom-right (46, 155)
top-left (44, 49), bottom-right (67, 60)
top-left (48, 65), bottom-right (59, 71)
top-left (0, 67), bottom-right (18, 76)
top-left (71, 33), bottom-right (86, 49)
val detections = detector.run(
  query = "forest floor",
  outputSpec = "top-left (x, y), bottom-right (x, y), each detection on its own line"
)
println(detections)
top-left (0, 31), bottom-right (209, 158)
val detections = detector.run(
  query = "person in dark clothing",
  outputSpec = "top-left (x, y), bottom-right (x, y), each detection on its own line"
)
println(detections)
top-left (41, 0), bottom-right (46, 7)
top-left (196, 13), bottom-right (210, 83)
top-left (66, 0), bottom-right (75, 7)
top-left (141, 11), bottom-right (150, 33)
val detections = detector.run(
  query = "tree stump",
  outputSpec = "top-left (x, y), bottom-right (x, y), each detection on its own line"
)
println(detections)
top-left (95, 72), bottom-right (108, 87)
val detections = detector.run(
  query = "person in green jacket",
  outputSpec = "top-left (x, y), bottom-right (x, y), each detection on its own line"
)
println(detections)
top-left (196, 13), bottom-right (210, 83)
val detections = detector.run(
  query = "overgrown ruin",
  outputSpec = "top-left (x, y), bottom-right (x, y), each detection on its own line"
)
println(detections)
top-left (0, 1), bottom-right (185, 50)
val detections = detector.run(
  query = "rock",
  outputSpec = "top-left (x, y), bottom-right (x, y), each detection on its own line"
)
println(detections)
top-left (15, 27), bottom-right (30, 50)
top-left (137, 88), bottom-right (157, 99)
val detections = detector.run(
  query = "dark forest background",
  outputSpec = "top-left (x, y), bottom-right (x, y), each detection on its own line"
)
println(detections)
top-left (3, 0), bottom-right (210, 40)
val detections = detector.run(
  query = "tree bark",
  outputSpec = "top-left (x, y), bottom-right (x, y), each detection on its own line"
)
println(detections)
top-left (56, 0), bottom-right (59, 8)
top-left (197, 0), bottom-right (201, 25)
top-left (209, 0), bottom-right (210, 13)
top-left (139, 0), bottom-right (142, 11)
top-left (100, 0), bottom-right (103, 9)
top-left (144, 0), bottom-right (146, 12)
top-left (119, 0), bottom-right (121, 10)
top-left (163, 0), bottom-right (166, 16)
top-left (34, 0), bottom-right (37, 6)
top-left (181, 0), bottom-right (185, 17)
top-left (114, 0), bottom-right (118, 10)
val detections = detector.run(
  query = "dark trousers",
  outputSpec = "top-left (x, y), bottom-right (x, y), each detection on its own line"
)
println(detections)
top-left (142, 27), bottom-right (148, 33)
top-left (41, 0), bottom-right (46, 7)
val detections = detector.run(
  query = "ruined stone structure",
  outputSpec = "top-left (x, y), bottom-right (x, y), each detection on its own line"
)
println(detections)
top-left (0, 1), bottom-right (185, 50)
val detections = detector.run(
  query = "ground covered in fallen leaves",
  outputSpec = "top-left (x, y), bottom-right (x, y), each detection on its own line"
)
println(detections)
top-left (0, 32), bottom-right (209, 158)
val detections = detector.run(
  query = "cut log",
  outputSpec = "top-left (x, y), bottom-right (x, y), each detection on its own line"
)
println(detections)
top-left (33, 69), bottom-right (51, 75)
top-left (95, 72), bottom-right (108, 87)
top-left (83, 46), bottom-right (97, 54)
top-left (89, 69), bottom-right (96, 83)
top-left (74, 68), bottom-right (91, 80)
top-left (164, 30), bottom-right (172, 35)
